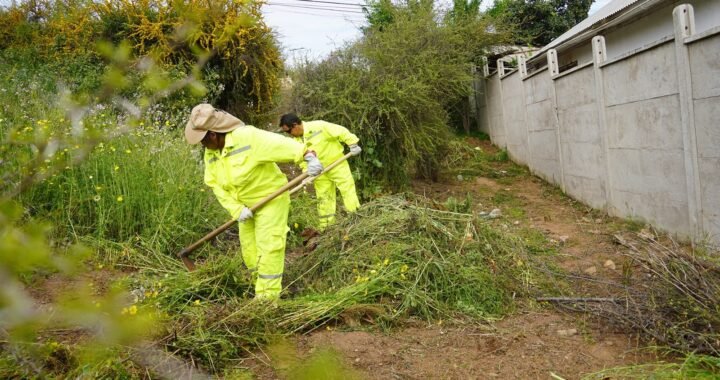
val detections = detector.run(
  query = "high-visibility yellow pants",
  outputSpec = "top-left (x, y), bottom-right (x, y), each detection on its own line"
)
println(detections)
top-left (314, 160), bottom-right (360, 229)
top-left (237, 193), bottom-right (290, 299)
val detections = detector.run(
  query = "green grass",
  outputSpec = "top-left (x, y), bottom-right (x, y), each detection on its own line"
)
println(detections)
top-left (583, 353), bottom-right (720, 380)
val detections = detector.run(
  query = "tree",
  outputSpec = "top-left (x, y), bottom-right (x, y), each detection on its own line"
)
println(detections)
top-left (489, 0), bottom-right (594, 47)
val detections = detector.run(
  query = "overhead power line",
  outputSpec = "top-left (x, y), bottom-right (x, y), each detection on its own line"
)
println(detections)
top-left (264, 9), bottom-right (366, 20)
top-left (290, 0), bottom-right (365, 6)
top-left (266, 2), bottom-right (366, 14)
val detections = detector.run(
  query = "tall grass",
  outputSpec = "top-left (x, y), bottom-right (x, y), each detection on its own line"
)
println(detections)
top-left (0, 50), bottom-right (227, 263)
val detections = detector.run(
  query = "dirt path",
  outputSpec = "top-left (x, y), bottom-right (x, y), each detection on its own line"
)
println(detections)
top-left (245, 139), bottom-right (659, 379)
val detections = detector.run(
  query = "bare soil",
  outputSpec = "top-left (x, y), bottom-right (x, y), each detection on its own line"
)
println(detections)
top-left (244, 139), bottom-right (662, 379)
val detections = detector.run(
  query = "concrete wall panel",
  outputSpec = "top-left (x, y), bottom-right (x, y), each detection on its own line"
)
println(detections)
top-left (501, 71), bottom-right (529, 164)
top-left (555, 67), bottom-right (596, 108)
top-left (486, 75), bottom-right (506, 148)
top-left (475, 78), bottom-right (490, 134)
top-left (606, 95), bottom-right (683, 150)
top-left (608, 147), bottom-right (689, 234)
top-left (563, 175), bottom-right (606, 209)
top-left (689, 35), bottom-right (720, 100)
top-left (700, 157), bottom-right (720, 241)
top-left (691, 34), bottom-right (720, 241)
top-left (555, 65), bottom-right (606, 207)
top-left (603, 42), bottom-right (678, 106)
top-left (528, 129), bottom-right (562, 184)
top-left (524, 70), bottom-right (551, 105)
top-left (558, 103), bottom-right (601, 143)
top-left (524, 70), bottom-right (561, 184)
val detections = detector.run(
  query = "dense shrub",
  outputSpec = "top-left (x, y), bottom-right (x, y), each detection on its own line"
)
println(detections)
top-left (0, 0), bottom-right (282, 123)
top-left (287, 3), bottom-right (504, 197)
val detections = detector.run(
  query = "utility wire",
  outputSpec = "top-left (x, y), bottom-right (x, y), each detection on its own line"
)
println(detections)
top-left (266, 2), bottom-right (366, 14)
top-left (287, 0), bottom-right (365, 6)
top-left (268, 1), bottom-right (363, 10)
top-left (265, 9), bottom-right (366, 20)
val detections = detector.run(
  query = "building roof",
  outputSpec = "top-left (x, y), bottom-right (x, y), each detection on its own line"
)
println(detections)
top-left (527, 0), bottom-right (665, 63)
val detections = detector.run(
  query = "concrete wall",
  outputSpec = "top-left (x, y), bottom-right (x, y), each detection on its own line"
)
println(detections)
top-left (603, 41), bottom-right (690, 235)
top-left (485, 74), bottom-right (507, 148)
top-left (500, 71), bottom-right (529, 164)
top-left (524, 68), bottom-right (562, 184)
top-left (556, 65), bottom-right (607, 209)
top-left (476, 3), bottom-right (720, 244)
top-left (689, 32), bottom-right (720, 241)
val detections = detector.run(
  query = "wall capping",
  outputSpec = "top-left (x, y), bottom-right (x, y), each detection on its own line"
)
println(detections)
top-left (500, 67), bottom-right (519, 79)
top-left (685, 25), bottom-right (720, 44)
top-left (601, 35), bottom-right (675, 68)
top-left (522, 65), bottom-right (548, 81)
top-left (554, 61), bottom-right (594, 80)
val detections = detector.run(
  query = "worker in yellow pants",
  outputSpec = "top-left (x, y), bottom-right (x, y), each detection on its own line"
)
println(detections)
top-left (279, 113), bottom-right (361, 229)
top-left (185, 104), bottom-right (323, 299)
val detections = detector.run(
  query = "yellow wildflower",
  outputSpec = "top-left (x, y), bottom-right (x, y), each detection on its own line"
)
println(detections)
top-left (294, 223), bottom-right (299, 229)
top-left (116, 196), bottom-right (124, 202)
top-left (114, 165), bottom-right (120, 171)
top-left (194, 300), bottom-right (201, 305)
top-left (342, 234), bottom-right (349, 241)
top-left (128, 305), bottom-right (137, 315)
top-left (125, 149), bottom-right (132, 154)
top-left (383, 258), bottom-right (390, 266)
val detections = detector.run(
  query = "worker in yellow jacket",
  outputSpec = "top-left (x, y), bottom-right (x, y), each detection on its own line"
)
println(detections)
top-left (279, 113), bottom-right (361, 229)
top-left (185, 104), bottom-right (323, 299)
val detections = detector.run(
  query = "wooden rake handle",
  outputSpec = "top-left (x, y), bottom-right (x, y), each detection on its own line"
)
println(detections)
top-left (288, 152), bottom-right (353, 195)
top-left (177, 152), bottom-right (355, 271)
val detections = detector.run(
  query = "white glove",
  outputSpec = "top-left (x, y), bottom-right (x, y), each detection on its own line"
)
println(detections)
top-left (349, 144), bottom-right (362, 156)
top-left (304, 152), bottom-right (323, 176)
top-left (237, 207), bottom-right (253, 223)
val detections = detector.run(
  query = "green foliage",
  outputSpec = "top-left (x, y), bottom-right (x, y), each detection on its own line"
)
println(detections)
top-left (126, 194), bottom-right (556, 371)
top-left (290, 194), bottom-right (554, 319)
top-left (289, 4), bottom-right (504, 197)
top-left (0, 0), bottom-right (282, 124)
top-left (0, 10), bottom-right (240, 375)
top-left (584, 353), bottom-right (720, 380)
top-left (488, 0), bottom-right (594, 47)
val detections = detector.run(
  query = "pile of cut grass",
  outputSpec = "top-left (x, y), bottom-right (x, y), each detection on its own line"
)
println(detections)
top-left (136, 193), bottom-right (556, 371)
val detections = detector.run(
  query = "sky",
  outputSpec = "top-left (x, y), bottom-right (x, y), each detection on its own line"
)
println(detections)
top-left (263, 0), bottom-right (617, 65)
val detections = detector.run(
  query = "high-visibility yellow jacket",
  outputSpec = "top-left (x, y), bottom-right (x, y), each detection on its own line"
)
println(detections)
top-left (204, 125), bottom-right (305, 218)
top-left (302, 120), bottom-right (359, 166)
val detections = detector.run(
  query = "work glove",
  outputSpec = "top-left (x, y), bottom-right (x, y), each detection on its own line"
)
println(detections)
top-left (237, 207), bottom-right (253, 223)
top-left (349, 144), bottom-right (362, 156)
top-left (304, 151), bottom-right (323, 176)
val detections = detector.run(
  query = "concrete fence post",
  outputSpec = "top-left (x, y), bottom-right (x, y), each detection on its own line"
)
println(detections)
top-left (482, 56), bottom-right (489, 77)
top-left (497, 59), bottom-right (506, 78)
top-left (519, 55), bottom-right (528, 78)
top-left (592, 36), bottom-right (613, 212)
top-left (548, 49), bottom-right (559, 78)
top-left (672, 4), bottom-right (702, 240)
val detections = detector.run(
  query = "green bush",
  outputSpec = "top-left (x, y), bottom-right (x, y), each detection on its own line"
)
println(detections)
top-left (288, 3), bottom-right (504, 197)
